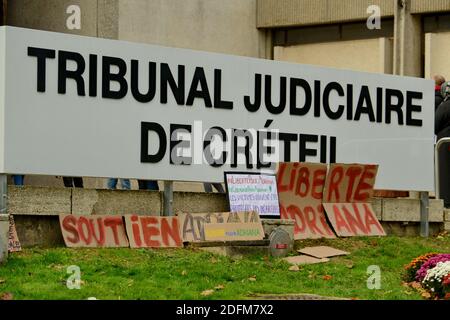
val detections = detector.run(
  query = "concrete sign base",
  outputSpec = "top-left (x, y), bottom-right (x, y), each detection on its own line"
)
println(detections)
top-left (0, 214), bottom-right (9, 264)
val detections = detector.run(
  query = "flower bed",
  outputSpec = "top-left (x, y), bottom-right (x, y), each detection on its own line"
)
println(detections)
top-left (404, 253), bottom-right (450, 299)
top-left (403, 253), bottom-right (438, 282)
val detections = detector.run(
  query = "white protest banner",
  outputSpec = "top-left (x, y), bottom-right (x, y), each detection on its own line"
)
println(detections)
top-left (0, 27), bottom-right (434, 191)
top-left (225, 172), bottom-right (280, 217)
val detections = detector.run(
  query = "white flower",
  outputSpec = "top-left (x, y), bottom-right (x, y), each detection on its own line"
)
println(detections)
top-left (423, 261), bottom-right (450, 286)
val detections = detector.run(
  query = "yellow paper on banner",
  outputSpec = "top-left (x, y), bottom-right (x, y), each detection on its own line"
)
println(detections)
top-left (204, 223), bottom-right (264, 241)
top-left (205, 228), bottom-right (226, 239)
top-left (177, 211), bottom-right (261, 242)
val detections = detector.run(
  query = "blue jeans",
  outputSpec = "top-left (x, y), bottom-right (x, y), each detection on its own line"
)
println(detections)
top-left (12, 175), bottom-right (24, 186)
top-left (138, 180), bottom-right (159, 191)
top-left (107, 178), bottom-right (131, 190)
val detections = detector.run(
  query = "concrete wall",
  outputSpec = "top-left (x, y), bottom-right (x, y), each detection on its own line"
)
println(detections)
top-left (257, 0), bottom-right (394, 28)
top-left (7, 0), bottom-right (97, 36)
top-left (8, 186), bottom-right (229, 217)
top-left (392, 1), bottom-right (422, 77)
top-left (257, 0), bottom-right (450, 28)
top-left (445, 209), bottom-right (450, 231)
top-left (6, 0), bottom-right (118, 39)
top-left (7, 0), bottom-right (269, 57)
top-left (425, 32), bottom-right (450, 80)
top-left (411, 0), bottom-right (450, 14)
top-left (274, 37), bottom-right (393, 74)
top-left (118, 0), bottom-right (268, 58)
top-left (8, 186), bottom-right (445, 222)
top-left (7, 186), bottom-right (446, 247)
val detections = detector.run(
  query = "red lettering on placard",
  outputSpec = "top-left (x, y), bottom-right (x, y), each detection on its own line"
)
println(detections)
top-left (363, 203), bottom-right (384, 233)
top-left (345, 166), bottom-right (362, 202)
top-left (289, 163), bottom-right (299, 191)
top-left (354, 165), bottom-right (377, 201)
top-left (327, 166), bottom-right (344, 202)
top-left (59, 215), bottom-right (129, 247)
top-left (278, 163), bottom-right (335, 239)
top-left (130, 215), bottom-right (142, 247)
top-left (323, 164), bottom-right (378, 204)
top-left (295, 167), bottom-right (310, 197)
top-left (287, 205), bottom-right (306, 234)
top-left (280, 204), bottom-right (288, 219)
top-left (304, 206), bottom-right (323, 236)
top-left (282, 203), bottom-right (334, 238)
top-left (161, 217), bottom-right (182, 247)
top-left (277, 163), bottom-right (289, 192)
top-left (321, 163), bottom-right (384, 237)
top-left (277, 162), bottom-right (301, 193)
top-left (318, 205), bottom-right (335, 237)
top-left (140, 217), bottom-right (161, 247)
top-left (104, 217), bottom-right (124, 245)
top-left (323, 202), bottom-right (385, 237)
top-left (342, 204), bottom-right (368, 234)
top-left (62, 215), bottom-right (79, 243)
top-left (90, 218), bottom-right (106, 246)
top-left (312, 169), bottom-right (326, 199)
top-left (333, 204), bottom-right (351, 234)
top-left (124, 215), bottom-right (183, 248)
top-left (77, 216), bottom-right (93, 245)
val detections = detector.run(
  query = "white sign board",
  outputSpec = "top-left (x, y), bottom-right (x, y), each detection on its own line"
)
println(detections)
top-left (0, 27), bottom-right (434, 191)
top-left (225, 173), bottom-right (280, 217)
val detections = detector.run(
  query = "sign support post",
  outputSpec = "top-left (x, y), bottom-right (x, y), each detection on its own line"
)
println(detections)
top-left (0, 174), bottom-right (6, 214)
top-left (163, 180), bottom-right (173, 216)
top-left (0, 174), bottom-right (8, 263)
top-left (420, 191), bottom-right (429, 237)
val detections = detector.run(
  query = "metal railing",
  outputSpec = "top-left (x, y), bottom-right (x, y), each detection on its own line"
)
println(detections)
top-left (434, 137), bottom-right (450, 199)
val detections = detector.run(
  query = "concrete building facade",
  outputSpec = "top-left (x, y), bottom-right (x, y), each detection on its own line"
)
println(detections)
top-left (2, 0), bottom-right (450, 191)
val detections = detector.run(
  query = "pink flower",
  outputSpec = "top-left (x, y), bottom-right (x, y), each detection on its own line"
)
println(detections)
top-left (415, 254), bottom-right (450, 282)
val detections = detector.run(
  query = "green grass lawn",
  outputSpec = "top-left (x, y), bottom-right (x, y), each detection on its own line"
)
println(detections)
top-left (0, 235), bottom-right (449, 300)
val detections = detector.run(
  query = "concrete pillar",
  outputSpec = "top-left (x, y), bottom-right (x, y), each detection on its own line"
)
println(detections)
top-left (393, 0), bottom-right (422, 77)
top-left (392, 0), bottom-right (429, 236)
top-left (0, 214), bottom-right (8, 264)
top-left (259, 28), bottom-right (273, 60)
top-left (393, 0), bottom-right (422, 200)
top-left (98, 0), bottom-right (119, 40)
top-left (379, 37), bottom-right (393, 74)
